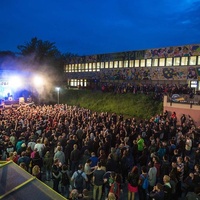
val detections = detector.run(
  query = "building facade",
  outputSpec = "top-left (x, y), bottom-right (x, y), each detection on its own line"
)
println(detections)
top-left (64, 44), bottom-right (200, 90)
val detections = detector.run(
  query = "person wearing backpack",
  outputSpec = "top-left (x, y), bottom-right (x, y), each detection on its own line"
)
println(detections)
top-left (127, 166), bottom-right (139, 200)
top-left (71, 164), bottom-right (88, 194)
top-left (138, 166), bottom-right (149, 200)
top-left (61, 164), bottom-right (71, 198)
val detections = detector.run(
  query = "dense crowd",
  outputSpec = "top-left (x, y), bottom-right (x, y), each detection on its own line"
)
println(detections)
top-left (0, 103), bottom-right (200, 200)
top-left (100, 83), bottom-right (194, 95)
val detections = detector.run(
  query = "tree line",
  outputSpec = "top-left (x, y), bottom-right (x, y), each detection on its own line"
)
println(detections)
top-left (0, 37), bottom-right (78, 85)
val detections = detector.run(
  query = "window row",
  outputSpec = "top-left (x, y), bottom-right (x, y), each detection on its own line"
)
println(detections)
top-left (65, 55), bottom-right (200, 72)
top-left (68, 79), bottom-right (87, 87)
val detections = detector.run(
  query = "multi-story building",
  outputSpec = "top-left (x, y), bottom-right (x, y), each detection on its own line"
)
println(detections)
top-left (64, 44), bottom-right (200, 91)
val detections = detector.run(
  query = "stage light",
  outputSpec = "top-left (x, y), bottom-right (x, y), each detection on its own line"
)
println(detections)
top-left (33, 75), bottom-right (44, 87)
top-left (9, 76), bottom-right (23, 88)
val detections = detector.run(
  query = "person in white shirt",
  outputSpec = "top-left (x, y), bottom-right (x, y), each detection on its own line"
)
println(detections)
top-left (34, 139), bottom-right (44, 158)
top-left (185, 135), bottom-right (192, 156)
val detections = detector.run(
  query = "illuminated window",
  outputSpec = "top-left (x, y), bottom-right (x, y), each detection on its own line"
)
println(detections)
top-left (74, 64), bottom-right (78, 72)
top-left (92, 63), bottom-right (96, 71)
top-left (110, 61), bottom-right (113, 68)
top-left (159, 58), bottom-right (165, 66)
top-left (119, 61), bottom-right (123, 68)
top-left (97, 62), bottom-right (100, 71)
top-left (198, 56), bottom-right (200, 65)
top-left (81, 63), bottom-right (85, 72)
top-left (152, 59), bottom-right (158, 66)
top-left (77, 64), bottom-right (81, 72)
top-left (140, 59), bottom-right (145, 67)
top-left (65, 65), bottom-right (68, 72)
top-left (181, 57), bottom-right (188, 66)
top-left (114, 61), bottom-right (118, 68)
top-left (124, 60), bottom-right (128, 67)
top-left (89, 63), bottom-right (92, 71)
top-left (71, 64), bottom-right (75, 72)
top-left (166, 58), bottom-right (172, 66)
top-left (189, 56), bottom-right (197, 65)
top-left (85, 63), bottom-right (88, 72)
top-left (101, 62), bottom-right (104, 69)
top-left (135, 60), bottom-right (139, 67)
top-left (84, 79), bottom-right (87, 87)
top-left (105, 62), bottom-right (109, 68)
top-left (70, 79), bottom-right (76, 86)
top-left (146, 59), bottom-right (151, 67)
top-left (129, 60), bottom-right (134, 67)
top-left (78, 80), bottom-right (82, 86)
top-left (174, 57), bottom-right (180, 66)
top-left (69, 64), bottom-right (72, 72)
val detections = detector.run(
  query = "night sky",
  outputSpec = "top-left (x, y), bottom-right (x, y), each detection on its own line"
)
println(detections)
top-left (0, 0), bottom-right (200, 56)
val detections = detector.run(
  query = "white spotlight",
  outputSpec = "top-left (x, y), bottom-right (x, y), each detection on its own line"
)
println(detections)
top-left (33, 76), bottom-right (44, 87)
top-left (9, 76), bottom-right (23, 88)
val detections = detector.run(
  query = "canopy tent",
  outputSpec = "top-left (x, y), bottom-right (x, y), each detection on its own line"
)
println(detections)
top-left (0, 161), bottom-right (66, 200)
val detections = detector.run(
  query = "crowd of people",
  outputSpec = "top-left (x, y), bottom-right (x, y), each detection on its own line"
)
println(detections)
top-left (0, 103), bottom-right (200, 200)
top-left (100, 82), bottom-right (194, 96)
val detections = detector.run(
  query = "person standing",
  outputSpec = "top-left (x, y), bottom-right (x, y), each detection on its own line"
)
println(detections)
top-left (84, 159), bottom-right (96, 190)
top-left (92, 162), bottom-right (106, 200)
top-left (149, 183), bottom-right (164, 200)
top-left (180, 114), bottom-right (186, 126)
top-left (43, 151), bottom-right (53, 181)
top-left (34, 139), bottom-right (45, 158)
top-left (54, 145), bottom-right (65, 165)
top-left (32, 165), bottom-right (41, 180)
top-left (176, 156), bottom-right (184, 198)
top-left (163, 175), bottom-right (172, 200)
top-left (71, 164), bottom-right (88, 194)
top-left (17, 151), bottom-right (31, 170)
top-left (52, 158), bottom-right (62, 193)
top-left (148, 161), bottom-right (157, 192)
top-left (109, 173), bottom-right (121, 200)
top-left (90, 152), bottom-right (99, 168)
top-left (61, 164), bottom-right (71, 198)
top-left (127, 166), bottom-right (139, 200)
top-left (137, 135), bottom-right (144, 159)
top-left (138, 166), bottom-right (148, 200)
top-left (185, 135), bottom-right (192, 156)
top-left (70, 144), bottom-right (81, 173)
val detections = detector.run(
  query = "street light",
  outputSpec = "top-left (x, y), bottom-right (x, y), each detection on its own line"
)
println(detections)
top-left (56, 87), bottom-right (60, 104)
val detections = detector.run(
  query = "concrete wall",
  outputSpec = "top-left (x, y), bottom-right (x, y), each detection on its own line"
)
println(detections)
top-left (163, 96), bottom-right (200, 127)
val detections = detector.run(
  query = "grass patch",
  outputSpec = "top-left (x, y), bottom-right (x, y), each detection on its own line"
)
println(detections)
top-left (60, 89), bottom-right (163, 120)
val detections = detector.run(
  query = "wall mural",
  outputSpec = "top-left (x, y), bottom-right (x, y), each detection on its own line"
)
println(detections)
top-left (95, 67), bottom-right (199, 81)
top-left (67, 44), bottom-right (200, 63)
top-left (144, 44), bottom-right (200, 59)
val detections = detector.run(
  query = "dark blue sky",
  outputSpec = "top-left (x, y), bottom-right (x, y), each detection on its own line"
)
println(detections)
top-left (0, 0), bottom-right (200, 56)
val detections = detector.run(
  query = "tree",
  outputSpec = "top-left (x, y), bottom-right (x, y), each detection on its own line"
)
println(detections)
top-left (17, 37), bottom-right (64, 84)
top-left (17, 37), bottom-right (61, 62)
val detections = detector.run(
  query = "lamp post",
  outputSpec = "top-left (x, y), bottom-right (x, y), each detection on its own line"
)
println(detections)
top-left (56, 87), bottom-right (60, 104)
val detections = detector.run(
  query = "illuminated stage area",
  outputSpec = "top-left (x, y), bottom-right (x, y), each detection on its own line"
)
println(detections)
top-left (0, 70), bottom-right (46, 106)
